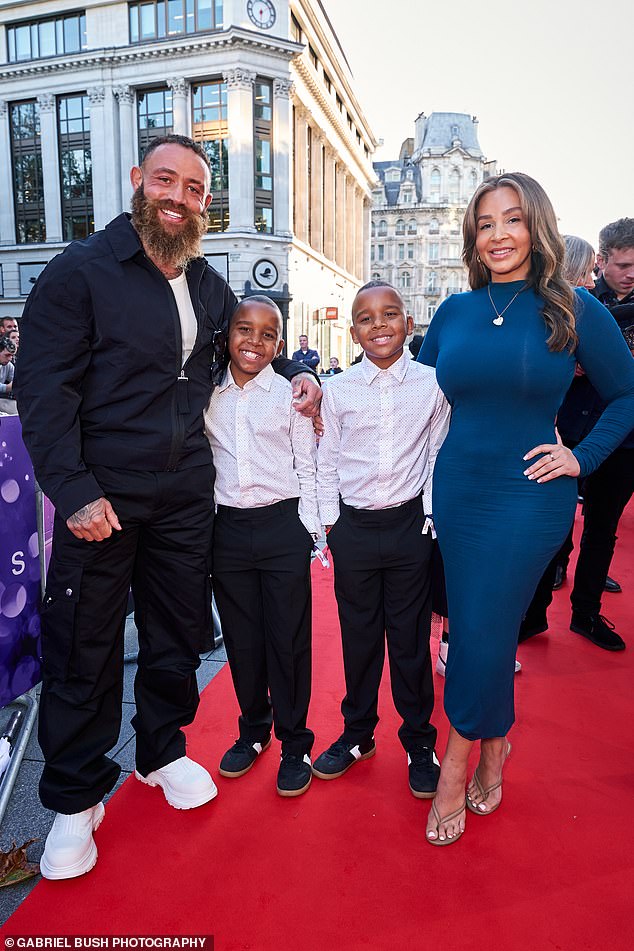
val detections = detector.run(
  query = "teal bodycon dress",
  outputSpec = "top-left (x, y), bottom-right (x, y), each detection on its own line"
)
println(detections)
top-left (419, 282), bottom-right (634, 740)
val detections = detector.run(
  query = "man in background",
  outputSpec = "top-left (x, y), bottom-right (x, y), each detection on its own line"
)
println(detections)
top-left (292, 334), bottom-right (320, 370)
top-left (0, 336), bottom-right (17, 414)
top-left (560, 217), bottom-right (634, 651)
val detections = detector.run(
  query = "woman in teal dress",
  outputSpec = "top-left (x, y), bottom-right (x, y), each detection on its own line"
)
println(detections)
top-left (418, 173), bottom-right (634, 845)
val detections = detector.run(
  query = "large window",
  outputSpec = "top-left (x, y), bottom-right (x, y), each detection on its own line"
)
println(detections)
top-left (129, 0), bottom-right (223, 43)
top-left (19, 263), bottom-right (46, 296)
top-left (430, 169), bottom-right (441, 202)
top-left (7, 12), bottom-right (87, 62)
top-left (192, 80), bottom-right (229, 233)
top-left (58, 94), bottom-right (94, 241)
top-left (254, 80), bottom-right (273, 234)
top-left (137, 88), bottom-right (174, 162)
top-left (10, 101), bottom-right (45, 244)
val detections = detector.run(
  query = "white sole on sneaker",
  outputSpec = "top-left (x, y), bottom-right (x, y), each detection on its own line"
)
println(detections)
top-left (40, 802), bottom-right (105, 881)
top-left (134, 765), bottom-right (218, 810)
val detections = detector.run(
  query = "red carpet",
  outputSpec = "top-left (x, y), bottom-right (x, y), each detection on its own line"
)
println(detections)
top-left (4, 504), bottom-right (634, 950)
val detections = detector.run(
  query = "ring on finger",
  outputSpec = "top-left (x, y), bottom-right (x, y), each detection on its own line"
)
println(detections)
top-left (549, 452), bottom-right (555, 461)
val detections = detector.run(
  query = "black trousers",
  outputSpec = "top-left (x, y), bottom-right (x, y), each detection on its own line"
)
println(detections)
top-left (571, 446), bottom-right (634, 616)
top-left (327, 497), bottom-right (437, 751)
top-left (212, 498), bottom-right (314, 757)
top-left (39, 465), bottom-right (214, 814)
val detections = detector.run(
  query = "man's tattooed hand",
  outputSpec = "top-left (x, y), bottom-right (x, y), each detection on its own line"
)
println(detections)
top-left (66, 497), bottom-right (122, 542)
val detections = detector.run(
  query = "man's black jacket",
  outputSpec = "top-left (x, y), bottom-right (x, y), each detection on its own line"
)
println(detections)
top-left (16, 214), bottom-right (311, 520)
top-left (556, 276), bottom-right (634, 450)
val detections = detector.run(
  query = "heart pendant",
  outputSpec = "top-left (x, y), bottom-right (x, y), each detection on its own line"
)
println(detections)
top-left (492, 316), bottom-right (504, 326)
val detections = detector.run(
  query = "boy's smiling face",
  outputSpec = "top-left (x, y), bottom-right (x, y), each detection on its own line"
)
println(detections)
top-left (228, 300), bottom-right (284, 387)
top-left (350, 285), bottom-right (413, 369)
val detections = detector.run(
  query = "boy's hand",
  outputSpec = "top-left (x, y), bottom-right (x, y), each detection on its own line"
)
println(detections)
top-left (291, 374), bottom-right (323, 418)
top-left (311, 413), bottom-right (324, 437)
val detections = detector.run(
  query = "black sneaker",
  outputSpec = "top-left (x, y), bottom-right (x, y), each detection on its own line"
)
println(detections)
top-left (407, 746), bottom-right (441, 799)
top-left (219, 737), bottom-right (271, 777)
top-left (277, 753), bottom-right (312, 797)
top-left (570, 612), bottom-right (625, 652)
top-left (312, 736), bottom-right (376, 780)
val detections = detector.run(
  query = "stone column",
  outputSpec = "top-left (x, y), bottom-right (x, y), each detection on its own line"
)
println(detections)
top-left (293, 103), bottom-right (308, 244)
top-left (335, 164), bottom-right (347, 269)
top-left (0, 101), bottom-right (16, 245)
top-left (223, 69), bottom-right (256, 234)
top-left (37, 93), bottom-right (63, 242)
top-left (322, 145), bottom-right (336, 262)
top-left (363, 197), bottom-right (371, 282)
top-left (113, 86), bottom-right (136, 211)
top-left (272, 78), bottom-right (294, 238)
top-left (167, 77), bottom-right (189, 136)
top-left (310, 130), bottom-right (324, 254)
top-left (355, 186), bottom-right (364, 279)
top-left (346, 176), bottom-right (356, 275)
top-left (88, 86), bottom-right (120, 229)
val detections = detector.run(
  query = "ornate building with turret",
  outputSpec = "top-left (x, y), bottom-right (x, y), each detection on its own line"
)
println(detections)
top-left (371, 112), bottom-right (496, 332)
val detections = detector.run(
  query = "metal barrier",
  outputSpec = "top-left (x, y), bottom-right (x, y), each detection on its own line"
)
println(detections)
top-left (0, 689), bottom-right (38, 825)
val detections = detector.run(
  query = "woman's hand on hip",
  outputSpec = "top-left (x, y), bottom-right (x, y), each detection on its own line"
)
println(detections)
top-left (523, 444), bottom-right (581, 483)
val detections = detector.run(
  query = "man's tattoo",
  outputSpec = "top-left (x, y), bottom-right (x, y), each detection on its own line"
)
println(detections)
top-left (69, 500), bottom-right (102, 526)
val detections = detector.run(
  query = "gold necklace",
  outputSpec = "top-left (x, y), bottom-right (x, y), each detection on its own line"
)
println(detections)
top-left (487, 283), bottom-right (527, 326)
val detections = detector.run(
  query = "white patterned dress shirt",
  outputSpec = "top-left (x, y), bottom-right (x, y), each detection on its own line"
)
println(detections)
top-left (204, 362), bottom-right (320, 537)
top-left (317, 350), bottom-right (450, 526)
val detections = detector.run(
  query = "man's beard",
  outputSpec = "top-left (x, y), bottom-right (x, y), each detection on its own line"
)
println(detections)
top-left (131, 186), bottom-right (207, 270)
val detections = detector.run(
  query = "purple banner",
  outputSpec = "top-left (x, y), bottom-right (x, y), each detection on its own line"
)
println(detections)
top-left (0, 416), bottom-right (42, 707)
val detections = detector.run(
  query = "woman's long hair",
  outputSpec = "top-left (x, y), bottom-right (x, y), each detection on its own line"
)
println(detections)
top-left (463, 172), bottom-right (577, 351)
top-left (562, 234), bottom-right (595, 288)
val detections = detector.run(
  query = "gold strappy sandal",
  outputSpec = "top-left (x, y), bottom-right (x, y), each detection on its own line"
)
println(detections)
top-left (426, 798), bottom-right (466, 846)
top-left (466, 740), bottom-right (512, 816)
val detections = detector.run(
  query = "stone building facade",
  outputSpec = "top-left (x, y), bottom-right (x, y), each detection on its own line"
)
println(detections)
top-left (371, 112), bottom-right (496, 332)
top-left (0, 0), bottom-right (376, 366)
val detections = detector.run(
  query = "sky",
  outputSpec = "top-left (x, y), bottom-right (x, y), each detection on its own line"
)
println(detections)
top-left (326, 0), bottom-right (633, 249)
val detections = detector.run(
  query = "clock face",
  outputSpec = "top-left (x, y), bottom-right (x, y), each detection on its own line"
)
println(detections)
top-left (253, 259), bottom-right (278, 289)
top-left (247, 0), bottom-right (276, 30)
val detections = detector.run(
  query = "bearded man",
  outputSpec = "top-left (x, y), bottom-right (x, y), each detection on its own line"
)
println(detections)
top-left (16, 135), bottom-right (321, 880)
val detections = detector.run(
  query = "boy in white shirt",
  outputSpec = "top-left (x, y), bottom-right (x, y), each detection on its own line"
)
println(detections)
top-left (313, 281), bottom-right (450, 798)
top-left (205, 297), bottom-right (320, 797)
